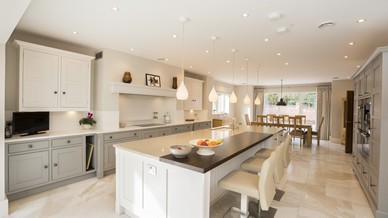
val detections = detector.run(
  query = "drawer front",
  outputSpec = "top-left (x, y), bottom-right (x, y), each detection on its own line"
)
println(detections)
top-left (172, 124), bottom-right (192, 133)
top-left (142, 130), bottom-right (159, 139)
top-left (369, 170), bottom-right (379, 205)
top-left (104, 130), bottom-right (140, 141)
top-left (8, 140), bottom-right (49, 154)
top-left (52, 136), bottom-right (83, 147)
top-left (158, 127), bottom-right (172, 137)
top-left (193, 121), bottom-right (211, 131)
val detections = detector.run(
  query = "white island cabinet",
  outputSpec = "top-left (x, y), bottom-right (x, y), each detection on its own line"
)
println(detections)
top-left (114, 126), bottom-right (283, 218)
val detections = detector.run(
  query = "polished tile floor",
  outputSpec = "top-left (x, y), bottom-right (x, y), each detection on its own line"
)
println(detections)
top-left (8, 139), bottom-right (373, 218)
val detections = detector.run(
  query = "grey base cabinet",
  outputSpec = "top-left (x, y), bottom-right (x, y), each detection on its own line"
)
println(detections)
top-left (8, 151), bottom-right (49, 192)
top-left (52, 146), bottom-right (83, 181)
top-left (104, 141), bottom-right (119, 170)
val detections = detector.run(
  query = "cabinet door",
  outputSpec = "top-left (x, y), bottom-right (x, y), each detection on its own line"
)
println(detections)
top-left (60, 57), bottom-right (90, 109)
top-left (104, 141), bottom-right (120, 170)
top-left (191, 80), bottom-right (203, 109)
top-left (373, 57), bottom-right (382, 93)
top-left (21, 49), bottom-right (59, 110)
top-left (8, 151), bottom-right (49, 192)
top-left (365, 67), bottom-right (373, 95)
top-left (52, 146), bottom-right (83, 181)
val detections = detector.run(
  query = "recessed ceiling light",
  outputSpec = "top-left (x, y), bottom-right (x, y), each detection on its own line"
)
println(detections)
top-left (357, 65), bottom-right (360, 68)
top-left (333, 77), bottom-right (339, 80)
top-left (207, 71), bottom-right (211, 74)
top-left (226, 60), bottom-right (230, 63)
top-left (349, 42), bottom-right (355, 45)
top-left (344, 55), bottom-right (349, 59)
top-left (157, 57), bottom-right (168, 61)
top-left (111, 7), bottom-right (119, 11)
top-left (172, 34), bottom-right (177, 38)
top-left (241, 67), bottom-right (245, 70)
top-left (277, 53), bottom-right (281, 56)
top-left (72, 31), bottom-right (78, 35)
top-left (268, 12), bottom-right (281, 20)
top-left (264, 38), bottom-right (269, 42)
top-left (285, 62), bottom-right (289, 65)
top-left (357, 18), bottom-right (366, 23)
top-left (277, 27), bottom-right (288, 33)
top-left (242, 13), bottom-right (249, 17)
top-left (130, 48), bottom-right (134, 51)
top-left (347, 77), bottom-right (351, 79)
top-left (189, 66), bottom-right (193, 68)
top-left (205, 50), bottom-right (209, 53)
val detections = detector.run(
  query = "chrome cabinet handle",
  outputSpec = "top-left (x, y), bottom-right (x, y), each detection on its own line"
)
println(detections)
top-left (28, 144), bottom-right (33, 148)
top-left (62, 91), bottom-right (66, 94)
top-left (54, 91), bottom-right (58, 94)
top-left (67, 140), bottom-right (71, 143)
top-left (44, 165), bottom-right (48, 169)
top-left (54, 163), bottom-right (58, 167)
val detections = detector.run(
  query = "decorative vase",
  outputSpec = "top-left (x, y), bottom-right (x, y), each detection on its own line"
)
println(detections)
top-left (83, 124), bottom-right (92, 130)
top-left (122, 71), bottom-right (132, 83)
top-left (172, 77), bottom-right (177, 89)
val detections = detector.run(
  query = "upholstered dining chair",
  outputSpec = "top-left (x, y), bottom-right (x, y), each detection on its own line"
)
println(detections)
top-left (218, 151), bottom-right (277, 217)
top-left (312, 116), bottom-right (324, 146)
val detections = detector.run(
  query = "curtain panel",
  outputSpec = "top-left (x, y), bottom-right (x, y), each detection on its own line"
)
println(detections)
top-left (316, 85), bottom-right (331, 140)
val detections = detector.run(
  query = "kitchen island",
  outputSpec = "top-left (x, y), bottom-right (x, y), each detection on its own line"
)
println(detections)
top-left (114, 126), bottom-right (283, 218)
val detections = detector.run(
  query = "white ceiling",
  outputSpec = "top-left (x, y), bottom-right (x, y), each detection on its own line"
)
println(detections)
top-left (14, 0), bottom-right (388, 86)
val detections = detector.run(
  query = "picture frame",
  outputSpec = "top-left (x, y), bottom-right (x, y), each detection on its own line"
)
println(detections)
top-left (145, 73), bottom-right (161, 87)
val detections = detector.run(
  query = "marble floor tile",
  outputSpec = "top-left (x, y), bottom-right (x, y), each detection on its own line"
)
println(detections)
top-left (8, 139), bottom-right (373, 218)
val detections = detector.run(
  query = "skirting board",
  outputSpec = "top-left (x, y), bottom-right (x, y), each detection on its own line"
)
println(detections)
top-left (330, 137), bottom-right (342, 144)
top-left (0, 198), bottom-right (9, 217)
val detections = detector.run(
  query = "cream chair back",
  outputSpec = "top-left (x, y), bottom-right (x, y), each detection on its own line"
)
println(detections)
top-left (273, 142), bottom-right (285, 183)
top-left (258, 151), bottom-right (277, 211)
top-left (283, 135), bottom-right (291, 167)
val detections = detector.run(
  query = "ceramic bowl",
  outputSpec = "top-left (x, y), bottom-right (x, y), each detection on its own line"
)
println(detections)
top-left (170, 145), bottom-right (192, 158)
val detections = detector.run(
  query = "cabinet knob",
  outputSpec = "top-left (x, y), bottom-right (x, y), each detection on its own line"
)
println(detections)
top-left (44, 165), bottom-right (48, 169)
top-left (363, 171), bottom-right (367, 174)
top-left (62, 91), bottom-right (66, 94)
top-left (54, 91), bottom-right (58, 94)
top-left (134, 133), bottom-right (137, 136)
top-left (28, 144), bottom-right (33, 148)
top-left (67, 140), bottom-right (71, 143)
top-left (54, 163), bottom-right (58, 167)
top-left (162, 133), bottom-right (165, 135)
top-left (110, 136), bottom-right (113, 139)
top-left (370, 184), bottom-right (376, 187)
top-left (149, 135), bottom-right (152, 138)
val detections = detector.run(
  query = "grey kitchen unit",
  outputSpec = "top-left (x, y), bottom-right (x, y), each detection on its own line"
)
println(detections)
top-left (193, 121), bottom-right (211, 131)
top-left (352, 46), bottom-right (388, 218)
top-left (5, 134), bottom-right (97, 200)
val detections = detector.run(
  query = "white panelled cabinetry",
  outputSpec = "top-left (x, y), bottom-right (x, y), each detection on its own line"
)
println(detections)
top-left (183, 77), bottom-right (203, 110)
top-left (15, 40), bottom-right (94, 111)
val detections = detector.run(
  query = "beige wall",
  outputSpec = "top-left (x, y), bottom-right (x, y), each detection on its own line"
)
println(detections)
top-left (330, 79), bottom-right (354, 143)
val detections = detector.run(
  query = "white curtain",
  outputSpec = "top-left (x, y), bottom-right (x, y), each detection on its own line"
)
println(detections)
top-left (253, 88), bottom-right (265, 121)
top-left (316, 85), bottom-right (331, 140)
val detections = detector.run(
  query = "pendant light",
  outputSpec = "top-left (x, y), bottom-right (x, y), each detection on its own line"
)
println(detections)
top-left (254, 65), bottom-right (261, 105)
top-left (276, 79), bottom-right (287, 106)
top-left (208, 36), bottom-right (218, 103)
top-left (176, 17), bottom-right (189, 100)
top-left (243, 58), bottom-right (251, 105)
top-left (229, 49), bottom-right (237, 103)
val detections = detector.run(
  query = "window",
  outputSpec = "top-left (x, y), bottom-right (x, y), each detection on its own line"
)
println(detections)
top-left (212, 93), bottom-right (230, 114)
top-left (263, 92), bottom-right (317, 124)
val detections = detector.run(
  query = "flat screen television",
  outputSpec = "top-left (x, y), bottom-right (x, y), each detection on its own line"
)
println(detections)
top-left (12, 112), bottom-right (49, 136)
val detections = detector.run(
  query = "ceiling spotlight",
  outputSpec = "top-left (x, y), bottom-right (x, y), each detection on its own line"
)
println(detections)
top-left (277, 27), bottom-right (288, 33)
top-left (242, 13), bottom-right (249, 17)
top-left (264, 38), bottom-right (269, 42)
top-left (172, 34), bottom-right (177, 38)
top-left (189, 66), bottom-right (193, 68)
top-left (268, 12), bottom-right (281, 20)
top-left (357, 18), bottom-right (366, 23)
top-left (226, 60), bottom-right (230, 63)
top-left (277, 53), bottom-right (281, 56)
top-left (349, 42), bottom-right (355, 45)
top-left (241, 67), bottom-right (245, 70)
top-left (205, 50), bottom-right (209, 53)
top-left (285, 62), bottom-right (289, 65)
top-left (130, 48), bottom-right (134, 51)
top-left (72, 31), bottom-right (78, 35)
top-left (111, 7), bottom-right (119, 11)
top-left (333, 77), bottom-right (339, 80)
top-left (344, 55), bottom-right (349, 59)
top-left (357, 65), bottom-right (360, 68)
top-left (318, 21), bottom-right (335, 29)
top-left (157, 57), bottom-right (168, 61)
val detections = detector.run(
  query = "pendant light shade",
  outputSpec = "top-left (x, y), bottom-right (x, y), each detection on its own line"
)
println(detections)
top-left (208, 36), bottom-right (218, 103)
top-left (230, 49), bottom-right (237, 103)
top-left (176, 17), bottom-right (189, 100)
top-left (244, 94), bottom-right (251, 104)
top-left (254, 96), bottom-right (261, 105)
top-left (209, 87), bottom-right (218, 102)
top-left (243, 58), bottom-right (250, 105)
top-left (176, 80), bottom-right (189, 100)
top-left (230, 90), bottom-right (237, 103)
top-left (276, 79), bottom-right (287, 106)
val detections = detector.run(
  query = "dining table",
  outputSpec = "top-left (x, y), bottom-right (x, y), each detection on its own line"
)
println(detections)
top-left (251, 116), bottom-right (312, 146)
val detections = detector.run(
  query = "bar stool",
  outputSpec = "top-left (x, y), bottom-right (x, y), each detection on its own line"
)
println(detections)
top-left (218, 151), bottom-right (277, 217)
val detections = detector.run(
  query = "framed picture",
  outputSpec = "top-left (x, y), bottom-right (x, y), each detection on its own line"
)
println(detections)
top-left (145, 73), bottom-right (161, 87)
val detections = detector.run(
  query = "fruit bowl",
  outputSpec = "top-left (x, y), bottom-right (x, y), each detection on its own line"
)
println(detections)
top-left (189, 139), bottom-right (223, 156)
top-left (170, 145), bottom-right (192, 158)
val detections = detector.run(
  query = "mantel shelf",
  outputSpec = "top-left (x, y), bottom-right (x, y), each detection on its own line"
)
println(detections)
top-left (111, 82), bottom-right (177, 97)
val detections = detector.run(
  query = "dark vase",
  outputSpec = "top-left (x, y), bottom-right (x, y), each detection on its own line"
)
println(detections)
top-left (172, 77), bottom-right (177, 89)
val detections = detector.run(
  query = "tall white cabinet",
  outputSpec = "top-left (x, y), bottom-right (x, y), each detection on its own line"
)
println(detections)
top-left (183, 77), bottom-right (203, 110)
top-left (352, 46), bottom-right (388, 218)
top-left (15, 40), bottom-right (94, 111)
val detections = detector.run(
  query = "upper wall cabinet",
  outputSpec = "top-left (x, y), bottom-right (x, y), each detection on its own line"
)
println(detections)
top-left (183, 77), bottom-right (203, 110)
top-left (15, 40), bottom-right (94, 112)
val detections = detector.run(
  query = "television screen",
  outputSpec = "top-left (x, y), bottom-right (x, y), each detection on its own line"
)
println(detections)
top-left (12, 112), bottom-right (49, 136)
